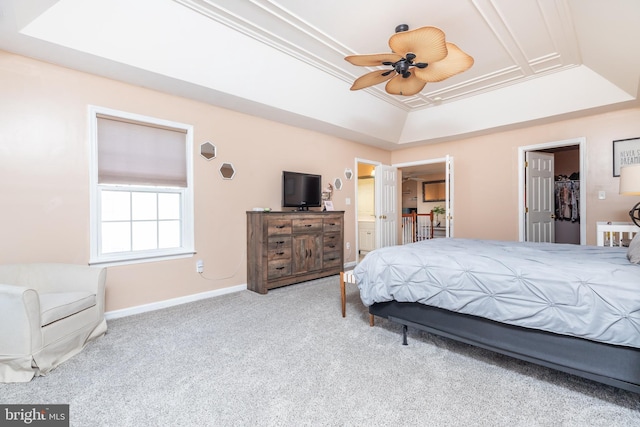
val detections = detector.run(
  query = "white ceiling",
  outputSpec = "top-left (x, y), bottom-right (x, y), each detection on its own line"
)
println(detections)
top-left (1, 0), bottom-right (639, 150)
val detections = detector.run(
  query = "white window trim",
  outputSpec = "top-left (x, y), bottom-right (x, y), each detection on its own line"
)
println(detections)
top-left (88, 105), bottom-right (194, 266)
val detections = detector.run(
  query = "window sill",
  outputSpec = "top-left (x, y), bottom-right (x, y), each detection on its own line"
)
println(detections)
top-left (89, 250), bottom-right (196, 268)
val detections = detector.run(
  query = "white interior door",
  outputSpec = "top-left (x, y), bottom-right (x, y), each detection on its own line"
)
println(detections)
top-left (445, 155), bottom-right (454, 237)
top-left (375, 165), bottom-right (398, 248)
top-left (526, 151), bottom-right (555, 242)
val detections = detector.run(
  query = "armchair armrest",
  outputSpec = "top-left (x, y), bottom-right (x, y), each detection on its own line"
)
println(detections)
top-left (0, 284), bottom-right (42, 354)
top-left (0, 264), bottom-right (107, 319)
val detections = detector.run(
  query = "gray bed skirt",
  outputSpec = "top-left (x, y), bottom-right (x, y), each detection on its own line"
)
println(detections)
top-left (369, 301), bottom-right (640, 394)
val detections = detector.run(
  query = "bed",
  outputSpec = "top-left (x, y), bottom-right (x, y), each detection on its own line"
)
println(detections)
top-left (354, 237), bottom-right (640, 393)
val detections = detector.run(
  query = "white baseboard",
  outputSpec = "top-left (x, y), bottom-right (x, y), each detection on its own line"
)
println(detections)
top-left (105, 283), bottom-right (247, 320)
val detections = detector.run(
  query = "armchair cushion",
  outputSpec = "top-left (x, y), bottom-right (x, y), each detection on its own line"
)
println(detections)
top-left (39, 292), bottom-right (96, 327)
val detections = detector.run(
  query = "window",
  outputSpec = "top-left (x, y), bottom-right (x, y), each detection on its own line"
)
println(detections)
top-left (89, 106), bottom-right (194, 265)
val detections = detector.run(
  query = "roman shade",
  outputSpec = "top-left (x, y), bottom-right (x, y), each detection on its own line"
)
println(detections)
top-left (97, 115), bottom-right (187, 187)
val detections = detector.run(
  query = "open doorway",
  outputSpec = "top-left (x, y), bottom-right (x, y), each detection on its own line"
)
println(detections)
top-left (355, 160), bottom-right (378, 262)
top-left (399, 163), bottom-right (448, 242)
top-left (355, 157), bottom-right (453, 264)
top-left (519, 137), bottom-right (586, 244)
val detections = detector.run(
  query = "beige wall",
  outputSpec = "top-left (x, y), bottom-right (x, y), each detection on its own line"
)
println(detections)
top-left (391, 108), bottom-right (640, 243)
top-left (0, 51), bottom-right (389, 311)
top-left (2, 50), bottom-right (639, 312)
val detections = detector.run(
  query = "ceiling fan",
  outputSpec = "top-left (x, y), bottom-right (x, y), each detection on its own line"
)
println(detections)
top-left (345, 24), bottom-right (474, 96)
top-left (402, 176), bottom-right (425, 182)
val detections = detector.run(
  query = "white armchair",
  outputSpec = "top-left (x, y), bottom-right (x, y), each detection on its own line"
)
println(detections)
top-left (0, 263), bottom-right (107, 382)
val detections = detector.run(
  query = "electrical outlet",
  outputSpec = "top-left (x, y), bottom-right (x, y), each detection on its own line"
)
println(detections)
top-left (346, 242), bottom-right (351, 250)
top-left (196, 260), bottom-right (204, 273)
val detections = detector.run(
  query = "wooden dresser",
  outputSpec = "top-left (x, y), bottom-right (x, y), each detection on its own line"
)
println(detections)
top-left (247, 211), bottom-right (344, 294)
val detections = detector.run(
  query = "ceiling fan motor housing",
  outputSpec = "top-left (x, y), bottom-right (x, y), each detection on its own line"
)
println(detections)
top-left (396, 60), bottom-right (411, 76)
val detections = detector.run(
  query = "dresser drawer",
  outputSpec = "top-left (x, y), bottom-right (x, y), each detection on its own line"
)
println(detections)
top-left (268, 236), bottom-right (291, 250)
top-left (323, 217), bottom-right (342, 233)
top-left (323, 251), bottom-right (342, 269)
top-left (292, 218), bottom-right (323, 233)
top-left (268, 247), bottom-right (291, 261)
top-left (323, 233), bottom-right (340, 252)
top-left (267, 219), bottom-right (291, 235)
top-left (267, 260), bottom-right (291, 279)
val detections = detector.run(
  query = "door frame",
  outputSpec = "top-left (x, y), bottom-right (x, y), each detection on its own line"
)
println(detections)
top-left (518, 137), bottom-right (586, 244)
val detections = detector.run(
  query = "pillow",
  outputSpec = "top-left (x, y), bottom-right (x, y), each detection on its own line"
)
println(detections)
top-left (628, 233), bottom-right (640, 264)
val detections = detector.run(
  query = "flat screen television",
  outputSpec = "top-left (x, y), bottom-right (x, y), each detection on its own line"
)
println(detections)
top-left (282, 171), bottom-right (322, 210)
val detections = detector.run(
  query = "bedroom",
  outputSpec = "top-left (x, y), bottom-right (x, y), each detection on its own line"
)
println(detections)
top-left (1, 0), bottom-right (639, 311)
top-left (1, 0), bottom-right (640, 423)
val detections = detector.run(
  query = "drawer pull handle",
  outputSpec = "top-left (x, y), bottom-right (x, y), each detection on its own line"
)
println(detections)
top-left (277, 241), bottom-right (285, 244)
top-left (276, 225), bottom-right (286, 229)
top-left (276, 266), bottom-right (285, 270)
top-left (276, 251), bottom-right (285, 255)
top-left (328, 244), bottom-right (336, 248)
top-left (304, 224), bottom-right (312, 227)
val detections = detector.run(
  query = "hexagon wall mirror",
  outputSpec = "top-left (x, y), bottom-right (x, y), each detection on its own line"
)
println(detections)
top-left (219, 162), bottom-right (236, 179)
top-left (344, 168), bottom-right (353, 180)
top-left (200, 142), bottom-right (216, 160)
top-left (334, 178), bottom-right (343, 190)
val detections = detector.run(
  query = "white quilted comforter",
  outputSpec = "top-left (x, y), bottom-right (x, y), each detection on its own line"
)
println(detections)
top-left (355, 239), bottom-right (640, 348)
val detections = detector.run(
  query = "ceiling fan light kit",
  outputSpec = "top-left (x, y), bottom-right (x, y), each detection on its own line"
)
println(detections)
top-left (345, 25), bottom-right (473, 96)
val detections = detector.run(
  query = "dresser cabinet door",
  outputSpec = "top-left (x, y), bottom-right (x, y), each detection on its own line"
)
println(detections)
top-left (292, 234), bottom-right (322, 274)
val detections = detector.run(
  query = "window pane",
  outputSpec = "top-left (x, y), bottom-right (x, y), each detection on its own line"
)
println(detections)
top-left (101, 222), bottom-right (131, 253)
top-left (158, 193), bottom-right (181, 220)
top-left (159, 220), bottom-right (181, 248)
top-left (132, 192), bottom-right (157, 220)
top-left (102, 191), bottom-right (130, 221)
top-left (132, 221), bottom-right (158, 251)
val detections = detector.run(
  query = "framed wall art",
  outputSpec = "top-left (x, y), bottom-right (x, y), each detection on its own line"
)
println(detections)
top-left (613, 137), bottom-right (640, 177)
top-left (422, 180), bottom-right (446, 202)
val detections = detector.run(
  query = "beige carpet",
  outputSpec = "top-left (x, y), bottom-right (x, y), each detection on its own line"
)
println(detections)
top-left (1, 276), bottom-right (639, 426)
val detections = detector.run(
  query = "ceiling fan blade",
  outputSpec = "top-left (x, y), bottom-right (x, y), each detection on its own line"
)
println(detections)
top-left (414, 43), bottom-right (474, 82)
top-left (345, 53), bottom-right (403, 67)
top-left (389, 26), bottom-right (447, 63)
top-left (385, 73), bottom-right (427, 96)
top-left (350, 70), bottom-right (396, 91)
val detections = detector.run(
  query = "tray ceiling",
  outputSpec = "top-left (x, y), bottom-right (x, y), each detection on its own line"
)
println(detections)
top-left (0, 0), bottom-right (639, 149)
